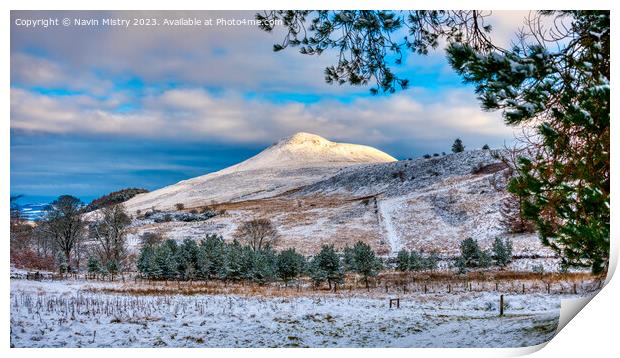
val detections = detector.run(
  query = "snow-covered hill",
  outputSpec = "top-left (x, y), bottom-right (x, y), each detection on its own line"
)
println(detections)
top-left (218, 132), bottom-right (396, 173)
top-left (122, 134), bottom-right (554, 266)
top-left (123, 132), bottom-right (396, 212)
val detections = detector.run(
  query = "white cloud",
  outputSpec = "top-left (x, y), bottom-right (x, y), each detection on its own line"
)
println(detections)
top-left (11, 10), bottom-right (541, 96)
top-left (11, 10), bottom-right (531, 151)
top-left (11, 87), bottom-right (513, 147)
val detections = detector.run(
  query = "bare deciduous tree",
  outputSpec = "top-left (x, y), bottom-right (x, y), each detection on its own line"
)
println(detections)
top-left (41, 195), bottom-right (86, 272)
top-left (89, 204), bottom-right (131, 268)
top-left (139, 231), bottom-right (166, 248)
top-left (234, 218), bottom-right (279, 252)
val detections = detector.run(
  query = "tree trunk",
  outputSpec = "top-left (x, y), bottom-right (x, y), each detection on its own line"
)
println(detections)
top-left (64, 250), bottom-right (72, 273)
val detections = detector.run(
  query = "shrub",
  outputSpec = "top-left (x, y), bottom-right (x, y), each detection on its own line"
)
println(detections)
top-left (175, 203), bottom-right (185, 211)
top-left (154, 214), bottom-right (173, 223)
top-left (391, 171), bottom-right (405, 181)
top-left (452, 138), bottom-right (465, 153)
top-left (532, 263), bottom-right (545, 275)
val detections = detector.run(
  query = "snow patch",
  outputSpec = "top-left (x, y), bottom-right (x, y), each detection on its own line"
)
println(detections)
top-left (378, 197), bottom-right (403, 255)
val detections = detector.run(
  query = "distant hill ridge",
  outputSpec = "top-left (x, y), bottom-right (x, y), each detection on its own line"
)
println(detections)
top-left (85, 188), bottom-right (149, 212)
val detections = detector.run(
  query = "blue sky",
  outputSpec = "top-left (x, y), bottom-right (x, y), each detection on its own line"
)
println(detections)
top-left (10, 10), bottom-right (527, 204)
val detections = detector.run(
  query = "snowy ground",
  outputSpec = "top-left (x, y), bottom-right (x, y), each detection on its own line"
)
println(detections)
top-left (9, 279), bottom-right (585, 348)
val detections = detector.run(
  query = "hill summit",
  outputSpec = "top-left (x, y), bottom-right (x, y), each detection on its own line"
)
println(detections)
top-left (217, 132), bottom-right (396, 174)
top-left (123, 132), bottom-right (396, 211)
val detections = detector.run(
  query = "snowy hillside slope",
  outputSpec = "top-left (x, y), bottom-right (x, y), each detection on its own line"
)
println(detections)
top-left (123, 141), bottom-right (555, 265)
top-left (123, 132), bottom-right (396, 212)
top-left (278, 150), bottom-right (551, 257)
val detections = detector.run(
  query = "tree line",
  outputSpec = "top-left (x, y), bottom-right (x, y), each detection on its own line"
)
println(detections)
top-left (135, 234), bottom-right (385, 291)
top-left (12, 194), bottom-right (516, 282)
top-left (10, 195), bottom-right (132, 274)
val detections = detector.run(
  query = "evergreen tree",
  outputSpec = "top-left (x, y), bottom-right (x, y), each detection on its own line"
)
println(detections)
top-left (222, 240), bottom-right (244, 281)
top-left (451, 138), bottom-right (465, 153)
top-left (87, 256), bottom-right (102, 277)
top-left (137, 245), bottom-right (160, 279)
top-left (478, 249), bottom-right (492, 269)
top-left (448, 12), bottom-right (609, 273)
top-left (454, 256), bottom-right (467, 274)
top-left (491, 237), bottom-right (513, 267)
top-left (239, 245), bottom-right (256, 281)
top-left (482, 144), bottom-right (490, 150)
top-left (308, 257), bottom-right (328, 288)
top-left (277, 248), bottom-right (305, 285)
top-left (310, 245), bottom-right (343, 291)
top-left (156, 241), bottom-right (178, 280)
top-left (106, 259), bottom-right (120, 277)
top-left (251, 248), bottom-right (278, 284)
top-left (177, 239), bottom-right (199, 280)
top-left (200, 234), bottom-right (226, 279)
top-left (409, 250), bottom-right (424, 271)
top-left (342, 245), bottom-right (356, 272)
top-left (195, 247), bottom-right (211, 280)
top-left (423, 251), bottom-right (440, 271)
top-left (351, 241), bottom-right (379, 289)
top-left (395, 249), bottom-right (410, 271)
top-left (459, 238), bottom-right (483, 268)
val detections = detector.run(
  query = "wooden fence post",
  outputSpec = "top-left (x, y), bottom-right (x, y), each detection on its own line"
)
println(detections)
top-left (389, 298), bottom-right (400, 309)
top-left (499, 295), bottom-right (504, 317)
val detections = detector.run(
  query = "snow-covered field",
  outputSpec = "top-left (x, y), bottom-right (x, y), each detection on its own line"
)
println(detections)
top-left (10, 279), bottom-right (582, 348)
